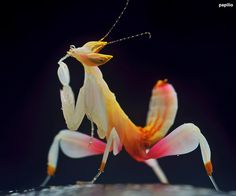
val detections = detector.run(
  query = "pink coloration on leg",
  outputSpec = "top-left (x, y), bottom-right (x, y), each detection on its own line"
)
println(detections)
top-left (146, 124), bottom-right (199, 159)
top-left (47, 130), bottom-right (108, 177)
top-left (142, 80), bottom-right (178, 147)
top-left (59, 130), bottom-right (107, 158)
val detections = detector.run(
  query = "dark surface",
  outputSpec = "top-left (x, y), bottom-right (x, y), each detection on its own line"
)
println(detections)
top-left (0, 0), bottom-right (236, 192)
top-left (3, 184), bottom-right (236, 196)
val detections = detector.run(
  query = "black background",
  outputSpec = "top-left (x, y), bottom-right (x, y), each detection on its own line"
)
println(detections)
top-left (0, 0), bottom-right (235, 191)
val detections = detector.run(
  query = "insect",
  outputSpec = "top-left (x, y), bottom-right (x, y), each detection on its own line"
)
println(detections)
top-left (41, 0), bottom-right (219, 191)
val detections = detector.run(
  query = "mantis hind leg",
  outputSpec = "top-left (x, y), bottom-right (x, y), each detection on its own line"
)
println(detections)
top-left (144, 159), bottom-right (168, 184)
top-left (146, 123), bottom-right (219, 191)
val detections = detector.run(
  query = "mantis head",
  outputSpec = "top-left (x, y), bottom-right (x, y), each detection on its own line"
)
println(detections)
top-left (67, 41), bottom-right (113, 67)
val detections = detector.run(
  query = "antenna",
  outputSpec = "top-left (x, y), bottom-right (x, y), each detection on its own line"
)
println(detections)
top-left (107, 32), bottom-right (151, 45)
top-left (100, 0), bottom-right (130, 41)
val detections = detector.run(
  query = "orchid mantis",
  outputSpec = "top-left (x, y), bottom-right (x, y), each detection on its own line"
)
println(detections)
top-left (41, 0), bottom-right (219, 191)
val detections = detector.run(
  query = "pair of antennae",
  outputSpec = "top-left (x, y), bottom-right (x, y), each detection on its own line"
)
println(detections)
top-left (59, 0), bottom-right (148, 64)
top-left (100, 0), bottom-right (151, 45)
top-left (107, 32), bottom-right (151, 45)
top-left (100, 0), bottom-right (130, 41)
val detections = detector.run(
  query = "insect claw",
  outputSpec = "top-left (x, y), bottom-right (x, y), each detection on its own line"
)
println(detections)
top-left (90, 171), bottom-right (103, 184)
top-left (40, 175), bottom-right (51, 187)
top-left (209, 175), bottom-right (220, 191)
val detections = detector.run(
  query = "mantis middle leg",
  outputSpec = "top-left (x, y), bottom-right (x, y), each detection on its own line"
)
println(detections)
top-left (78, 128), bottom-right (120, 184)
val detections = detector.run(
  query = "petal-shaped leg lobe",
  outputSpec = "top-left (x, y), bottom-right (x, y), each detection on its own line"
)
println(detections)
top-left (147, 123), bottom-right (199, 159)
top-left (146, 123), bottom-right (214, 176)
top-left (47, 130), bottom-right (106, 176)
top-left (59, 130), bottom-right (106, 158)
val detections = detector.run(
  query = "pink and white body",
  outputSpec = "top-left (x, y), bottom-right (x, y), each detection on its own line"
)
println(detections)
top-left (42, 41), bottom-right (218, 191)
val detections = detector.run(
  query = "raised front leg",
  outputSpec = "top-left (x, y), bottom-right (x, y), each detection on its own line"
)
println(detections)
top-left (58, 61), bottom-right (85, 131)
top-left (77, 128), bottom-right (121, 184)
